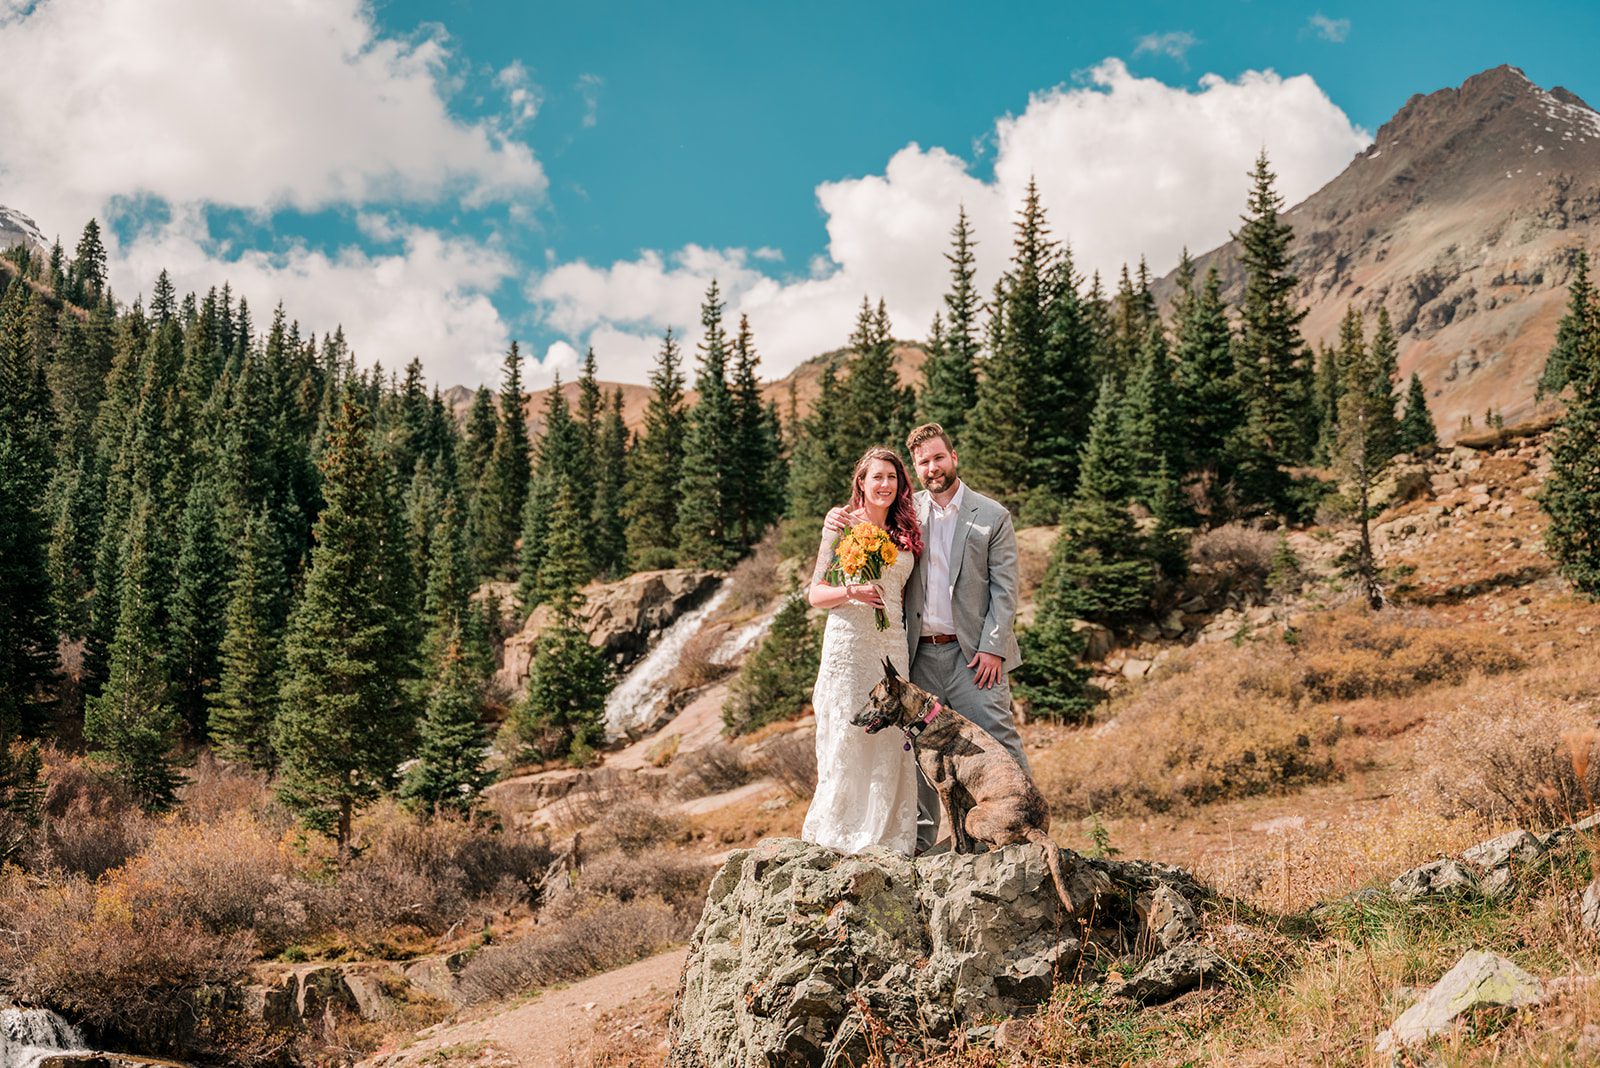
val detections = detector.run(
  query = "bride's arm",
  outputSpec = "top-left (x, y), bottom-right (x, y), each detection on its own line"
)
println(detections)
top-left (807, 523), bottom-right (877, 610)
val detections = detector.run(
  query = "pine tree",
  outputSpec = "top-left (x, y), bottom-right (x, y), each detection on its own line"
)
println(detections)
top-left (787, 360), bottom-right (852, 520)
top-left (729, 314), bottom-right (783, 546)
top-left (1332, 309), bottom-right (1395, 609)
top-left (624, 330), bottom-right (687, 568)
top-left (1233, 151), bottom-right (1314, 511)
top-left (1121, 321), bottom-right (1180, 511)
top-left (1541, 259), bottom-right (1600, 594)
top-left (478, 342), bottom-right (531, 577)
top-left (168, 473), bottom-right (230, 740)
top-left (576, 345), bottom-right (603, 464)
top-left (1541, 251), bottom-right (1595, 398)
top-left (84, 493), bottom-right (184, 811)
top-left (209, 509), bottom-right (287, 770)
top-left (0, 277), bottom-right (60, 735)
top-left (919, 207), bottom-right (982, 438)
top-left (273, 392), bottom-right (417, 855)
top-left (722, 591), bottom-right (821, 735)
top-left (964, 279), bottom-right (1032, 510)
top-left (69, 219), bottom-right (108, 307)
top-left (503, 484), bottom-right (613, 765)
top-left (1398, 372), bottom-right (1438, 452)
top-left (519, 376), bottom-right (591, 606)
top-left (399, 625), bottom-right (492, 818)
top-left (1031, 249), bottom-right (1099, 503)
top-left (839, 297), bottom-right (911, 458)
top-left (1311, 341), bottom-right (1344, 465)
top-left (591, 388), bottom-right (630, 577)
top-left (1173, 265), bottom-right (1240, 504)
top-left (1368, 306), bottom-right (1403, 461)
top-left (1016, 377), bottom-right (1156, 720)
top-left (677, 282), bottom-right (741, 568)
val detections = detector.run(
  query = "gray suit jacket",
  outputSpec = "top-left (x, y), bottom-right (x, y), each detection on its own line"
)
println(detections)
top-left (904, 484), bottom-right (1022, 671)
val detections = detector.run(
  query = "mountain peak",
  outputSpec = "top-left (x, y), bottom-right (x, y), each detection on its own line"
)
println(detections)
top-left (1160, 64), bottom-right (1600, 441)
top-left (0, 205), bottom-right (46, 254)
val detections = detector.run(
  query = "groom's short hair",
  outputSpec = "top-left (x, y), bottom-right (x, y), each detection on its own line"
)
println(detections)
top-left (906, 422), bottom-right (954, 455)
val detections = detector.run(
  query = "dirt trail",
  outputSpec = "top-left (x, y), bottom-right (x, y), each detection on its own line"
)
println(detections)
top-left (362, 946), bottom-right (688, 1068)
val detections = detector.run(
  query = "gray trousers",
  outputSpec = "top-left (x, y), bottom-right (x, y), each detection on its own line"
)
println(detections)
top-left (909, 641), bottom-right (1032, 852)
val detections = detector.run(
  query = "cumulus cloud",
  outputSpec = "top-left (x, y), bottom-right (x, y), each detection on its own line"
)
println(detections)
top-left (529, 59), bottom-right (1370, 383)
top-left (1133, 31), bottom-right (1198, 63)
top-left (115, 211), bottom-right (517, 385)
top-left (1308, 14), bottom-right (1351, 43)
top-left (0, 0), bottom-right (544, 234)
top-left (0, 0), bottom-right (546, 387)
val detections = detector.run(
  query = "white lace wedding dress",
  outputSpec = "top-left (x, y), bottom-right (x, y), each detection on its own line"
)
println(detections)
top-left (801, 540), bottom-right (918, 856)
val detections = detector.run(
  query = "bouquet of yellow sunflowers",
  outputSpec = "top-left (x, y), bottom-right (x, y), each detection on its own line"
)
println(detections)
top-left (824, 521), bottom-right (899, 630)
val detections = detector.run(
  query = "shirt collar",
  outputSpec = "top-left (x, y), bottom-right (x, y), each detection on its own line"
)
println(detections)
top-left (932, 481), bottom-right (965, 518)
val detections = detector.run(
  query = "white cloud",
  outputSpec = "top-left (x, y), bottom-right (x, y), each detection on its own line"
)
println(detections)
top-left (115, 211), bottom-right (517, 386)
top-left (1308, 14), bottom-right (1351, 43)
top-left (577, 73), bottom-right (604, 129)
top-left (495, 60), bottom-right (544, 131)
top-left (0, 0), bottom-right (545, 235)
top-left (529, 59), bottom-right (1370, 384)
top-left (1134, 31), bottom-right (1198, 63)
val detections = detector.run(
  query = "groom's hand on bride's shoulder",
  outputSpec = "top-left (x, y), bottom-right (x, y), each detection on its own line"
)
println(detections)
top-left (824, 506), bottom-right (860, 533)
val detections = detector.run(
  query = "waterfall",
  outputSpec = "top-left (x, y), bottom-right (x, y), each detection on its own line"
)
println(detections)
top-left (712, 602), bottom-right (779, 666)
top-left (603, 582), bottom-right (730, 740)
top-left (1, 1008), bottom-right (89, 1068)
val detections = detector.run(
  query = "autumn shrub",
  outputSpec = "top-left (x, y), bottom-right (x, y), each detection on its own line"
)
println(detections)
top-left (177, 750), bottom-right (281, 827)
top-left (666, 625), bottom-right (736, 699)
top-left (455, 895), bottom-right (683, 1004)
top-left (1185, 523), bottom-right (1279, 600)
top-left (1036, 665), bottom-right (1342, 817)
top-left (118, 811), bottom-right (318, 954)
top-left (1417, 694), bottom-right (1600, 826)
top-left (579, 849), bottom-right (714, 918)
top-left (0, 867), bottom-right (258, 1057)
top-left (600, 799), bottom-right (689, 854)
top-left (669, 741), bottom-right (755, 800)
top-left (1296, 613), bottom-right (1523, 701)
top-left (332, 805), bottom-right (549, 941)
top-left (37, 754), bottom-right (153, 877)
top-left (718, 530), bottom-right (782, 617)
top-left (752, 729), bottom-right (817, 801)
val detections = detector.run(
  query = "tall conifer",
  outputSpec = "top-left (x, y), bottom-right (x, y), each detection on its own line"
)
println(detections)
top-left (919, 207), bottom-right (981, 437)
top-left (677, 282), bottom-right (740, 568)
top-left (624, 330), bottom-right (686, 568)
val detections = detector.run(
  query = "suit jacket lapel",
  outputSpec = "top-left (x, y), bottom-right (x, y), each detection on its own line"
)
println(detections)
top-left (948, 492), bottom-right (979, 589)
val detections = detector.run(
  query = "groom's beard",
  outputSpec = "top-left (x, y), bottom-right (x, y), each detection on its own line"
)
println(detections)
top-left (921, 470), bottom-right (954, 494)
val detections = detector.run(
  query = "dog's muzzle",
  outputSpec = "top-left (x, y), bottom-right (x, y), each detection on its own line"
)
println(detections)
top-left (858, 710), bottom-right (895, 735)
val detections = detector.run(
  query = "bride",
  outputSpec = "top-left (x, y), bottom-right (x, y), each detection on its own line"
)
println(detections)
top-left (801, 445), bottom-right (924, 856)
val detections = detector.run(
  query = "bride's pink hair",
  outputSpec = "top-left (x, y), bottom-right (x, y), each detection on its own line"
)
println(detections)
top-left (848, 446), bottom-right (923, 557)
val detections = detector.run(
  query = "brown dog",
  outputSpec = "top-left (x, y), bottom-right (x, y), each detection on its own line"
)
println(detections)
top-left (853, 659), bottom-right (1073, 914)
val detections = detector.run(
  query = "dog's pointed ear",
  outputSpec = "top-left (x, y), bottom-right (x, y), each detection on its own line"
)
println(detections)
top-left (883, 657), bottom-right (899, 682)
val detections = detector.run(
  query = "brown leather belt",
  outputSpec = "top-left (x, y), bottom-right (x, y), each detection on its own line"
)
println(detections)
top-left (919, 633), bottom-right (959, 645)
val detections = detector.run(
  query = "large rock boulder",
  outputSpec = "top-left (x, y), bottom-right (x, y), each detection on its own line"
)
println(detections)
top-left (667, 837), bottom-right (1211, 1067)
top-left (495, 568), bottom-right (719, 693)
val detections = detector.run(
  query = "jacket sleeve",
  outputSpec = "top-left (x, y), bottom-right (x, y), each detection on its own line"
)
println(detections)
top-left (979, 507), bottom-right (1018, 659)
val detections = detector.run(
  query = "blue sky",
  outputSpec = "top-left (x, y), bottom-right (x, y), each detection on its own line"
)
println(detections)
top-left (2, 0), bottom-right (1598, 387)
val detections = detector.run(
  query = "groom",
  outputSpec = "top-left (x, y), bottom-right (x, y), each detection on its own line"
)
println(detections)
top-left (902, 423), bottom-right (1028, 853)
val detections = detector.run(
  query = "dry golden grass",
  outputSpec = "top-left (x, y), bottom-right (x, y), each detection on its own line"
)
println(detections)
top-left (1034, 605), bottom-right (1532, 821)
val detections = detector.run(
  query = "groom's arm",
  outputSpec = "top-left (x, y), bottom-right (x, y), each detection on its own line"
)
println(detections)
top-left (980, 509), bottom-right (1019, 662)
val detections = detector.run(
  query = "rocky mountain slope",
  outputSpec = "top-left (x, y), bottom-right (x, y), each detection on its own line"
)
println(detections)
top-left (0, 205), bottom-right (46, 254)
top-left (1160, 65), bottom-right (1600, 438)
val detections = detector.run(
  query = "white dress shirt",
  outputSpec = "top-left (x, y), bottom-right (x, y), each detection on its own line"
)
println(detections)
top-left (920, 482), bottom-right (965, 638)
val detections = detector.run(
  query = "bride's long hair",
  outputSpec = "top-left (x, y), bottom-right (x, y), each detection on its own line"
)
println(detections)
top-left (848, 446), bottom-right (923, 557)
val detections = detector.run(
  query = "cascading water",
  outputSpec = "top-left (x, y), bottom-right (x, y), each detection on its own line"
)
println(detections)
top-left (603, 582), bottom-right (730, 740)
top-left (0, 1008), bottom-right (90, 1068)
top-left (712, 602), bottom-right (780, 666)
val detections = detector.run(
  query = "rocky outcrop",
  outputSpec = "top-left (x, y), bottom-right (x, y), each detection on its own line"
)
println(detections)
top-left (495, 569), bottom-right (719, 694)
top-left (666, 837), bottom-right (1216, 1067)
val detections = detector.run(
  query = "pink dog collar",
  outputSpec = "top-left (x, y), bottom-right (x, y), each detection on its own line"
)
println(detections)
top-left (903, 700), bottom-right (942, 750)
